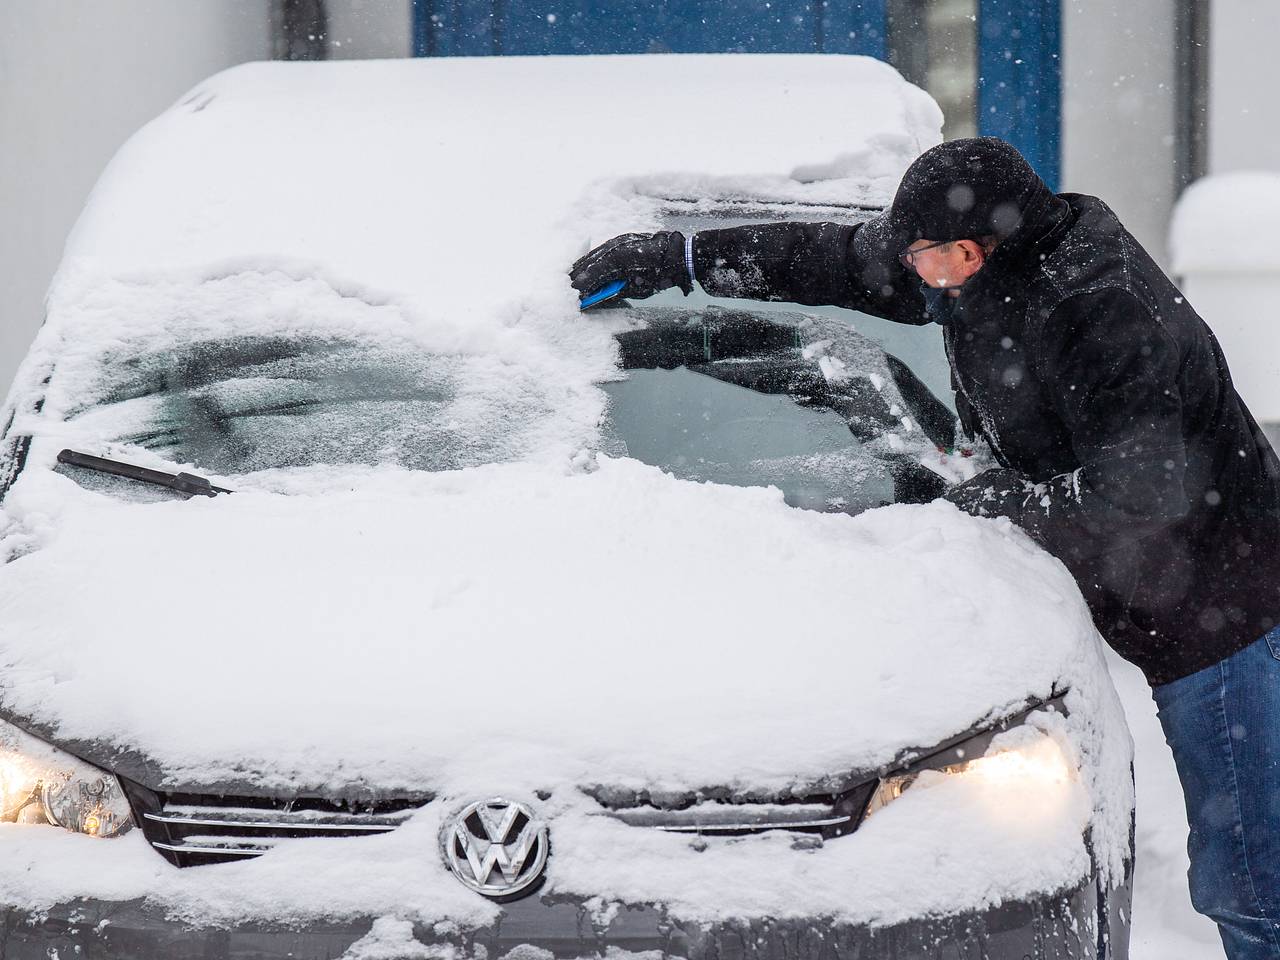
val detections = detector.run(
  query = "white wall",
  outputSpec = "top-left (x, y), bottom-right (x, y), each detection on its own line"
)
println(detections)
top-left (1174, 2), bottom-right (1280, 427)
top-left (326, 0), bottom-right (413, 59)
top-left (1060, 0), bottom-right (1177, 266)
top-left (0, 1), bottom-right (270, 399)
top-left (1209, 0), bottom-right (1280, 173)
top-left (1183, 272), bottom-right (1280, 423)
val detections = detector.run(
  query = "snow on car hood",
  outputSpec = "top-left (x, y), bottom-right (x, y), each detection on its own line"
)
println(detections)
top-left (0, 455), bottom-right (1102, 796)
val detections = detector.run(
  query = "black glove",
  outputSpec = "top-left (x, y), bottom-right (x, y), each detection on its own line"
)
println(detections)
top-left (569, 231), bottom-right (693, 302)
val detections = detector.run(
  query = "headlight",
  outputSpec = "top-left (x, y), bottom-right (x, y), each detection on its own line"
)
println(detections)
top-left (0, 719), bottom-right (133, 837)
top-left (862, 708), bottom-right (1074, 823)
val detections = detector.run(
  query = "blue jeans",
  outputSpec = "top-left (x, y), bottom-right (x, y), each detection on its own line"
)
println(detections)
top-left (1154, 628), bottom-right (1280, 959)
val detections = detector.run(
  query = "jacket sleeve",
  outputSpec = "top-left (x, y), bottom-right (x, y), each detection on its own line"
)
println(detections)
top-left (691, 221), bottom-right (930, 326)
top-left (945, 289), bottom-right (1189, 564)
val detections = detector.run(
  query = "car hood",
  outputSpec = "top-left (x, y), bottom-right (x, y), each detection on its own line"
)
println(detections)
top-left (0, 456), bottom-right (1102, 796)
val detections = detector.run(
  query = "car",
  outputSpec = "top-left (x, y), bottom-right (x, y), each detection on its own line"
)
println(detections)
top-left (0, 53), bottom-right (1133, 959)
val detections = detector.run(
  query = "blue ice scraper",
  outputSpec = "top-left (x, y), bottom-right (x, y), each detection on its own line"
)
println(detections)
top-left (578, 280), bottom-right (626, 310)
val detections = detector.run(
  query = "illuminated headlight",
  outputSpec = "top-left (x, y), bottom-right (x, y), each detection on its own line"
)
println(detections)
top-left (862, 726), bottom-right (1074, 822)
top-left (0, 719), bottom-right (133, 838)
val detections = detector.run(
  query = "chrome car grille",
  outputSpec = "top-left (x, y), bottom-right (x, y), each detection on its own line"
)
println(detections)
top-left (122, 694), bottom-right (1067, 867)
top-left (131, 791), bottom-right (425, 867)
top-left (129, 785), bottom-right (875, 867)
top-left (596, 783), bottom-right (876, 840)
top-left (609, 802), bottom-right (854, 834)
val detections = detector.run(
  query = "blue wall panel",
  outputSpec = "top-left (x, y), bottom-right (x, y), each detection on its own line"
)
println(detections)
top-left (822, 2), bottom-right (886, 59)
top-left (414, 0), bottom-right (501, 57)
top-left (412, 0), bottom-right (1060, 191)
top-left (977, 0), bottom-right (1061, 190)
top-left (413, 0), bottom-right (886, 57)
top-left (502, 2), bottom-right (811, 56)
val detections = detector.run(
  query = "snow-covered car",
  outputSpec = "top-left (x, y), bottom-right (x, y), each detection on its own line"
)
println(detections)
top-left (0, 55), bottom-right (1133, 958)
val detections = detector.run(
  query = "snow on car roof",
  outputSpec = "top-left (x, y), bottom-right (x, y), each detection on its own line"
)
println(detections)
top-left (55, 54), bottom-right (942, 319)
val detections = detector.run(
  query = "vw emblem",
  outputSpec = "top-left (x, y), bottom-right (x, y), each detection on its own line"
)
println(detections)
top-left (440, 797), bottom-right (549, 899)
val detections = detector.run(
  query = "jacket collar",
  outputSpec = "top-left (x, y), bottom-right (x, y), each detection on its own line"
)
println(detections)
top-left (952, 187), bottom-right (1073, 315)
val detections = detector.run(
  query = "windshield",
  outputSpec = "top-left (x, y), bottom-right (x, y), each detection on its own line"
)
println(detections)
top-left (601, 368), bottom-right (893, 512)
top-left (63, 336), bottom-right (555, 475)
top-left (53, 295), bottom-right (954, 518)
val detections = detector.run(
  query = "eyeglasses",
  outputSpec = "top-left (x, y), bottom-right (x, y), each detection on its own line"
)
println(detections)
top-left (898, 239), bottom-right (951, 269)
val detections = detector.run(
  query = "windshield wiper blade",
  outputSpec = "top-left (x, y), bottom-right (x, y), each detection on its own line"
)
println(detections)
top-left (57, 449), bottom-right (232, 497)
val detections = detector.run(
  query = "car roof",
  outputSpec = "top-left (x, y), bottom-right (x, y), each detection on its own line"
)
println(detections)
top-left (56, 54), bottom-right (941, 318)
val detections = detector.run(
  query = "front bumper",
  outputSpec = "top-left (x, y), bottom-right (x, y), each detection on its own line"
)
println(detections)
top-left (1, 870), bottom-right (1131, 960)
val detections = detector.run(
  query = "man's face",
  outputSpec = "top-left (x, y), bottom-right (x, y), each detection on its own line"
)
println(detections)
top-left (900, 238), bottom-right (987, 291)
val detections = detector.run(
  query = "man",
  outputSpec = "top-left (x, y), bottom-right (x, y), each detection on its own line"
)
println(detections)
top-left (570, 137), bottom-right (1280, 959)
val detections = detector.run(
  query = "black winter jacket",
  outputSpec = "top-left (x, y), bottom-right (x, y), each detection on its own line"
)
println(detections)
top-left (690, 189), bottom-right (1280, 685)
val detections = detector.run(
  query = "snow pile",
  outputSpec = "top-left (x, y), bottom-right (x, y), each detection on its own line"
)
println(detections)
top-left (341, 918), bottom-right (441, 960)
top-left (1171, 171), bottom-right (1280, 273)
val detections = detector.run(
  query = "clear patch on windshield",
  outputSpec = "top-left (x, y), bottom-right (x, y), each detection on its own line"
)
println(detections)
top-left (601, 368), bottom-right (892, 513)
top-left (65, 336), bottom-right (558, 475)
top-left (598, 304), bottom-right (955, 514)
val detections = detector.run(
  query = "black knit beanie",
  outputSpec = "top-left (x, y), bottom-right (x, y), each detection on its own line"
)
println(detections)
top-left (858, 137), bottom-right (1050, 255)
